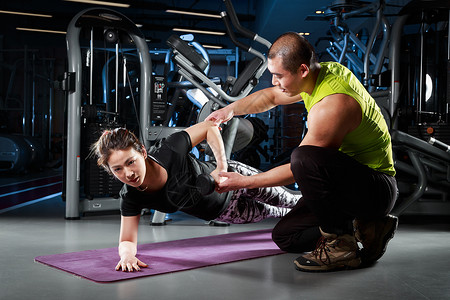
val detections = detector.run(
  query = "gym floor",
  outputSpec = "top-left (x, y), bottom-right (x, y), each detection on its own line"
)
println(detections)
top-left (1, 172), bottom-right (450, 300)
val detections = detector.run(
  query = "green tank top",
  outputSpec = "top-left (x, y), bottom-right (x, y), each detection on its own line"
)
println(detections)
top-left (300, 62), bottom-right (395, 176)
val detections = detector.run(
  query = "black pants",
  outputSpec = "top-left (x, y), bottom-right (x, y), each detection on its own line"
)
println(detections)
top-left (272, 145), bottom-right (397, 253)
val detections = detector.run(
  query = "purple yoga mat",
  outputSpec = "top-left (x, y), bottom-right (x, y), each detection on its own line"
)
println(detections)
top-left (35, 229), bottom-right (285, 283)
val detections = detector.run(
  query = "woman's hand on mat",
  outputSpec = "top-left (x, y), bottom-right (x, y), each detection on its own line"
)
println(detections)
top-left (116, 255), bottom-right (148, 272)
top-left (216, 172), bottom-right (250, 193)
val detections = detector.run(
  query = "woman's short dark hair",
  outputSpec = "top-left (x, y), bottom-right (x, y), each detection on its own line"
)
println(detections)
top-left (268, 32), bottom-right (318, 74)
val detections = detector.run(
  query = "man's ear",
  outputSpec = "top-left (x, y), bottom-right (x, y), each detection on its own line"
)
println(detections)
top-left (298, 64), bottom-right (310, 78)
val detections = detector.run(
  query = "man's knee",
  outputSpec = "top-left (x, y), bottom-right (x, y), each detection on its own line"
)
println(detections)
top-left (271, 223), bottom-right (292, 252)
top-left (290, 146), bottom-right (324, 180)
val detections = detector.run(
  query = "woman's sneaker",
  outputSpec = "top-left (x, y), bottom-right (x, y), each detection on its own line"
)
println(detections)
top-left (354, 215), bottom-right (398, 265)
top-left (294, 228), bottom-right (361, 272)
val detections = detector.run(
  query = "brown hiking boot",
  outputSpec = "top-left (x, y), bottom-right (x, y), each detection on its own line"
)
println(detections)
top-left (294, 228), bottom-right (361, 272)
top-left (354, 214), bottom-right (398, 265)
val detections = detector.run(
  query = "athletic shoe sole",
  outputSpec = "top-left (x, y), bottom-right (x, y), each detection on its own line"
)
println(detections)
top-left (293, 257), bottom-right (361, 272)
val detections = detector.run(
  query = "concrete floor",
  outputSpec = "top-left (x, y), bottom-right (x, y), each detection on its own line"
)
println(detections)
top-left (1, 192), bottom-right (450, 300)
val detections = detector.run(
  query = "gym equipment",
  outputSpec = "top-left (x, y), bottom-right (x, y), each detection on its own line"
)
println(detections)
top-left (168, 2), bottom-right (271, 109)
top-left (150, 0), bottom-right (271, 152)
top-left (164, 4), bottom-right (271, 160)
top-left (0, 134), bottom-right (45, 173)
top-left (0, 134), bottom-right (32, 173)
top-left (391, 130), bottom-right (450, 215)
top-left (386, 0), bottom-right (450, 215)
top-left (309, 0), bottom-right (394, 91)
top-left (0, 48), bottom-right (56, 158)
top-left (35, 229), bottom-right (283, 283)
top-left (64, 8), bottom-right (151, 219)
top-left (428, 137), bottom-right (450, 153)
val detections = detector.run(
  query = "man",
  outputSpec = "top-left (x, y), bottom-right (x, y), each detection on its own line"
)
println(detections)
top-left (206, 32), bottom-right (398, 272)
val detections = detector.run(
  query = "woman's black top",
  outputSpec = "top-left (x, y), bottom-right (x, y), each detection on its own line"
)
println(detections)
top-left (119, 131), bottom-right (232, 220)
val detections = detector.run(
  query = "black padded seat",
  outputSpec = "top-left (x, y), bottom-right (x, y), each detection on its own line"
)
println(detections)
top-left (166, 35), bottom-right (208, 72)
top-left (229, 57), bottom-right (263, 97)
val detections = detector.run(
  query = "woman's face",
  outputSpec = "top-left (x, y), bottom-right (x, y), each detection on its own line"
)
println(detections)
top-left (107, 146), bottom-right (147, 188)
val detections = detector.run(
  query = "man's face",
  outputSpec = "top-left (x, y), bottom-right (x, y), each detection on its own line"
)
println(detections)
top-left (268, 55), bottom-right (306, 97)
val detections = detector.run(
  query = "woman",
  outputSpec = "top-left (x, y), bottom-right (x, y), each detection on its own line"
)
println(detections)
top-left (92, 120), bottom-right (301, 272)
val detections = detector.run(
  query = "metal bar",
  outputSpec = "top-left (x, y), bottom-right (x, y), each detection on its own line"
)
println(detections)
top-left (132, 33), bottom-right (152, 150)
top-left (23, 46), bottom-right (28, 135)
top-left (392, 151), bottom-right (428, 216)
top-left (388, 14), bottom-right (409, 123)
top-left (338, 33), bottom-right (348, 64)
top-left (235, 46), bottom-right (239, 78)
top-left (65, 14), bottom-right (83, 219)
top-left (115, 43), bottom-right (119, 115)
top-left (326, 47), bottom-right (340, 63)
top-left (374, 15), bottom-right (390, 76)
top-left (31, 52), bottom-right (36, 136)
top-left (90, 28), bottom-right (94, 105)
top-left (363, 4), bottom-right (383, 88)
top-left (332, 41), bottom-right (364, 73)
top-left (418, 12), bottom-right (425, 124)
top-left (49, 60), bottom-right (54, 152)
top-left (178, 69), bottom-right (228, 107)
top-left (348, 31), bottom-right (377, 65)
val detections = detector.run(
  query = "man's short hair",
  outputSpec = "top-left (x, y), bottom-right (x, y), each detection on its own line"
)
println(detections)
top-left (268, 32), bottom-right (318, 74)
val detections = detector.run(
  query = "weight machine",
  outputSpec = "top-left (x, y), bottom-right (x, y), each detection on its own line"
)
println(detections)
top-left (64, 7), bottom-right (152, 219)
top-left (310, 0), bottom-right (392, 92)
top-left (386, 0), bottom-right (450, 215)
top-left (150, 0), bottom-right (271, 148)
